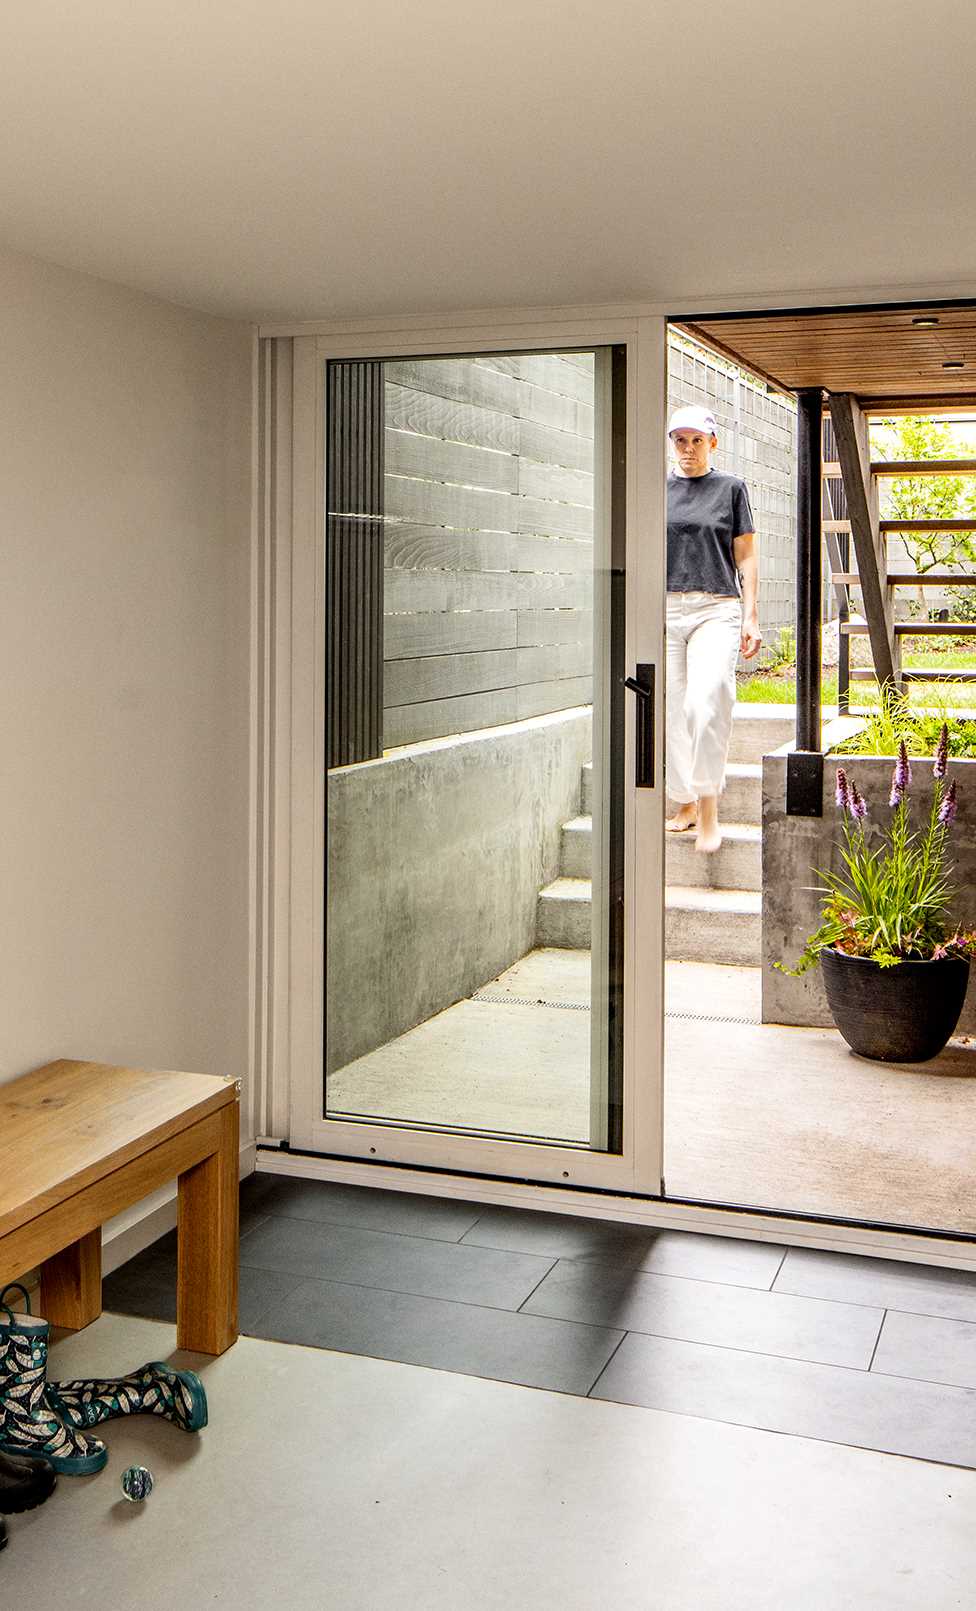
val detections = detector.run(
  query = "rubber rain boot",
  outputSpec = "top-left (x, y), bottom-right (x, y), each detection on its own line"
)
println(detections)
top-left (0, 1446), bottom-right (57, 1512)
top-left (0, 1287), bottom-right (107, 1476)
top-left (51, 1361), bottom-right (207, 1434)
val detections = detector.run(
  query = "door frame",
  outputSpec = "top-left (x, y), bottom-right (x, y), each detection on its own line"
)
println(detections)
top-left (251, 286), bottom-right (976, 1270)
top-left (269, 315), bottom-right (668, 1190)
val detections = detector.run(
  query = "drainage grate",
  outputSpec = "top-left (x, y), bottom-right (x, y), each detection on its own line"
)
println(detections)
top-left (666, 1009), bottom-right (761, 1027)
top-left (473, 992), bottom-right (760, 1026)
top-left (472, 991), bottom-right (591, 1011)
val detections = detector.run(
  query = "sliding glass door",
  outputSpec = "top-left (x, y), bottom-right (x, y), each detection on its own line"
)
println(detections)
top-left (289, 330), bottom-right (665, 1191)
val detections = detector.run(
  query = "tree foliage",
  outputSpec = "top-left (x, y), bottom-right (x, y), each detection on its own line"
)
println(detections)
top-left (874, 416), bottom-right (976, 572)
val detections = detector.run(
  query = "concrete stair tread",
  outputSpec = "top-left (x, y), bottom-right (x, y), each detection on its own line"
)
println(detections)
top-left (562, 816), bottom-right (591, 834)
top-left (725, 761), bottom-right (762, 778)
top-left (666, 884), bottom-right (762, 913)
top-left (539, 876), bottom-right (591, 900)
top-left (667, 821), bottom-right (759, 845)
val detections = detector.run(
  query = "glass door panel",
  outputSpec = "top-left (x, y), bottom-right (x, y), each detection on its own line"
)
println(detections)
top-left (315, 342), bottom-right (646, 1185)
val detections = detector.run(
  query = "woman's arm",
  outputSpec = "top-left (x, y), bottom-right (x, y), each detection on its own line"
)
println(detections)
top-left (733, 533), bottom-right (761, 659)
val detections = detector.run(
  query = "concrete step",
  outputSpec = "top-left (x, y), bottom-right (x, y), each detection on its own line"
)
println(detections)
top-left (665, 822), bottom-right (761, 891)
top-left (562, 813), bottom-right (761, 890)
top-left (536, 877), bottom-right (591, 948)
top-left (587, 759), bottom-right (761, 823)
top-left (539, 874), bottom-right (762, 963)
top-left (666, 885), bottom-right (762, 966)
top-left (559, 816), bottom-right (593, 878)
top-left (721, 762), bottom-right (762, 824)
top-left (727, 705), bottom-right (794, 764)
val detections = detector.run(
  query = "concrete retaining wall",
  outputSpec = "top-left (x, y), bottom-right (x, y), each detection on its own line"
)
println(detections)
top-left (762, 752), bottom-right (976, 1033)
top-left (326, 707), bottom-right (591, 1074)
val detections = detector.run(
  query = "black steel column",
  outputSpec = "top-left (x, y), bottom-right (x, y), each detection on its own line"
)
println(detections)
top-left (795, 389), bottom-right (823, 751)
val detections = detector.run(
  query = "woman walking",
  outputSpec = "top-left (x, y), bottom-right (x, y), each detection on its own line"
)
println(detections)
top-left (665, 405), bottom-right (761, 852)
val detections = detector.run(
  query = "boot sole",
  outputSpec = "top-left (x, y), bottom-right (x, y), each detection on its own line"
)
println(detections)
top-left (0, 1438), bottom-right (106, 1478)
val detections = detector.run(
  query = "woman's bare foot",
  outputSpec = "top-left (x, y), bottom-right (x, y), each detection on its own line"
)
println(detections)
top-left (665, 803), bottom-right (697, 834)
top-left (695, 794), bottom-right (722, 854)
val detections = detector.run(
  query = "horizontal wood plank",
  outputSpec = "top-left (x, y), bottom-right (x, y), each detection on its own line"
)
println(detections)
top-left (841, 622), bottom-right (976, 635)
top-left (384, 569), bottom-right (591, 613)
top-left (385, 383), bottom-right (519, 454)
top-left (872, 460), bottom-right (976, 476)
top-left (383, 609), bottom-right (517, 660)
top-left (384, 641), bottom-right (592, 706)
top-left (517, 608), bottom-right (595, 647)
top-left (880, 519), bottom-right (976, 532)
top-left (385, 427), bottom-right (517, 493)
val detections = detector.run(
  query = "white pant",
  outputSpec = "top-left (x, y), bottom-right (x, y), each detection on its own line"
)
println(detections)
top-left (665, 591), bottom-right (742, 803)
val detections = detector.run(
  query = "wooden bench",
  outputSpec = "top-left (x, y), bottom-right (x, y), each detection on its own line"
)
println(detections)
top-left (0, 1060), bottom-right (239, 1356)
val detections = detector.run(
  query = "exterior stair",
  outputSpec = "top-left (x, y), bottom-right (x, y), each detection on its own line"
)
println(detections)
top-left (537, 705), bottom-right (793, 963)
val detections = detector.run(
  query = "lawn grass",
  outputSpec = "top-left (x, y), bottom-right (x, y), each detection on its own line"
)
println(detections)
top-left (739, 655), bottom-right (976, 708)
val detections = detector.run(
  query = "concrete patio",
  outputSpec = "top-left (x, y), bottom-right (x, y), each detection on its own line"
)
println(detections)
top-left (328, 947), bottom-right (976, 1234)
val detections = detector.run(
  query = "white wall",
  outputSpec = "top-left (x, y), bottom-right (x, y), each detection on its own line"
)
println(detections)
top-left (0, 244), bottom-right (253, 1095)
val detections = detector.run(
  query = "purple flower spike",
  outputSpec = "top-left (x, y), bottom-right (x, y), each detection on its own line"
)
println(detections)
top-left (938, 778), bottom-right (958, 826)
top-left (849, 781), bottom-right (868, 822)
top-left (835, 767), bottom-right (850, 812)
top-left (934, 724), bottom-right (949, 780)
top-left (895, 739), bottom-right (912, 792)
top-left (889, 779), bottom-right (903, 809)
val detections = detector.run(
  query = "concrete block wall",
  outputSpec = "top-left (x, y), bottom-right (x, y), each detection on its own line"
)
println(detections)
top-left (668, 332), bottom-right (797, 662)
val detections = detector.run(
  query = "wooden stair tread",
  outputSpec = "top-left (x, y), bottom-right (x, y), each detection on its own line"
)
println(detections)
top-left (841, 622), bottom-right (976, 635)
top-left (871, 460), bottom-right (976, 475)
top-left (849, 668), bottom-right (976, 682)
top-left (831, 573), bottom-right (976, 586)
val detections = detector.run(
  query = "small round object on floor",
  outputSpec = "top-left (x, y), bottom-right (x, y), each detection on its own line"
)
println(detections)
top-left (120, 1466), bottom-right (154, 1503)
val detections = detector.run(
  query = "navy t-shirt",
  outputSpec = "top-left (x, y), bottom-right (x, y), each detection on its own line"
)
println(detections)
top-left (666, 469), bottom-right (755, 597)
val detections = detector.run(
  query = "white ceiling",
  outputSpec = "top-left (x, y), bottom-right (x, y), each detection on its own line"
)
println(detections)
top-left (2, 1), bottom-right (975, 325)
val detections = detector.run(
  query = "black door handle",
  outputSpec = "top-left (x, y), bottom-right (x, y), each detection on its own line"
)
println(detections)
top-left (624, 665), bottom-right (656, 788)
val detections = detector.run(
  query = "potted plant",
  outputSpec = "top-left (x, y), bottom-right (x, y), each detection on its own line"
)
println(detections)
top-left (778, 725), bottom-right (976, 1061)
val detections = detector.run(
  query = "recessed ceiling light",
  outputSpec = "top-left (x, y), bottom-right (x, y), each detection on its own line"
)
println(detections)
top-left (912, 315), bottom-right (940, 328)
top-left (943, 359), bottom-right (965, 370)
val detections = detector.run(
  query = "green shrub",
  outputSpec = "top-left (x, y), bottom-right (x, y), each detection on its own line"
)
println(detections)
top-left (832, 686), bottom-right (976, 758)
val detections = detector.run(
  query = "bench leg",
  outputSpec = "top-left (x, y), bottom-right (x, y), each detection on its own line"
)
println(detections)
top-left (39, 1228), bottom-right (102, 1331)
top-left (176, 1101), bottom-right (239, 1355)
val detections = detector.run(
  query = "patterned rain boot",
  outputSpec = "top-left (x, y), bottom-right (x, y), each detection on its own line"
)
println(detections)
top-left (50, 1361), bottom-right (207, 1435)
top-left (0, 1286), bottom-right (107, 1476)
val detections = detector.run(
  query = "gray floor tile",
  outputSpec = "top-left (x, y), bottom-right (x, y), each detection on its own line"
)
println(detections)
top-left (873, 1310), bottom-right (976, 1390)
top-left (239, 1214), bottom-right (554, 1309)
top-left (103, 1241), bottom-right (305, 1334)
top-left (460, 1207), bottom-right (659, 1263)
top-left (247, 1174), bottom-right (482, 1241)
top-left (523, 1261), bottom-right (882, 1368)
top-left (462, 1210), bottom-right (785, 1289)
top-left (775, 1248), bottom-right (976, 1322)
top-left (254, 1275), bottom-right (624, 1394)
top-left (631, 1232), bottom-right (786, 1287)
top-left (591, 1330), bottom-right (976, 1469)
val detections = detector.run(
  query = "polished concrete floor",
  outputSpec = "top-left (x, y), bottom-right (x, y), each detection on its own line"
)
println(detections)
top-left (102, 1175), bottom-right (976, 1472)
top-left (328, 949), bottom-right (976, 1232)
top-left (8, 1311), bottom-right (976, 1607)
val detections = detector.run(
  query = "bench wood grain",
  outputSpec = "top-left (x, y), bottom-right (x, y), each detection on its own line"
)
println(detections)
top-left (0, 1060), bottom-right (239, 1355)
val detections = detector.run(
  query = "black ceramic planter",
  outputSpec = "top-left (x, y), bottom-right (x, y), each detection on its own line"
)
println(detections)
top-left (820, 948), bottom-right (970, 1062)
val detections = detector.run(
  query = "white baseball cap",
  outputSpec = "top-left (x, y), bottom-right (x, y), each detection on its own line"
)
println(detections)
top-left (668, 405), bottom-right (718, 437)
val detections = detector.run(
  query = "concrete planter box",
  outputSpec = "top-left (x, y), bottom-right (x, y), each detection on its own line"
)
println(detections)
top-left (762, 745), bottom-right (976, 1035)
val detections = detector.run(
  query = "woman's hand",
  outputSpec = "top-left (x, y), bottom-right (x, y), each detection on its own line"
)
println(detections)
top-left (740, 613), bottom-right (762, 660)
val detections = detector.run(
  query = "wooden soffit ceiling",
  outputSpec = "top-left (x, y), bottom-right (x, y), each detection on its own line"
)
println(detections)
top-left (677, 303), bottom-right (976, 409)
